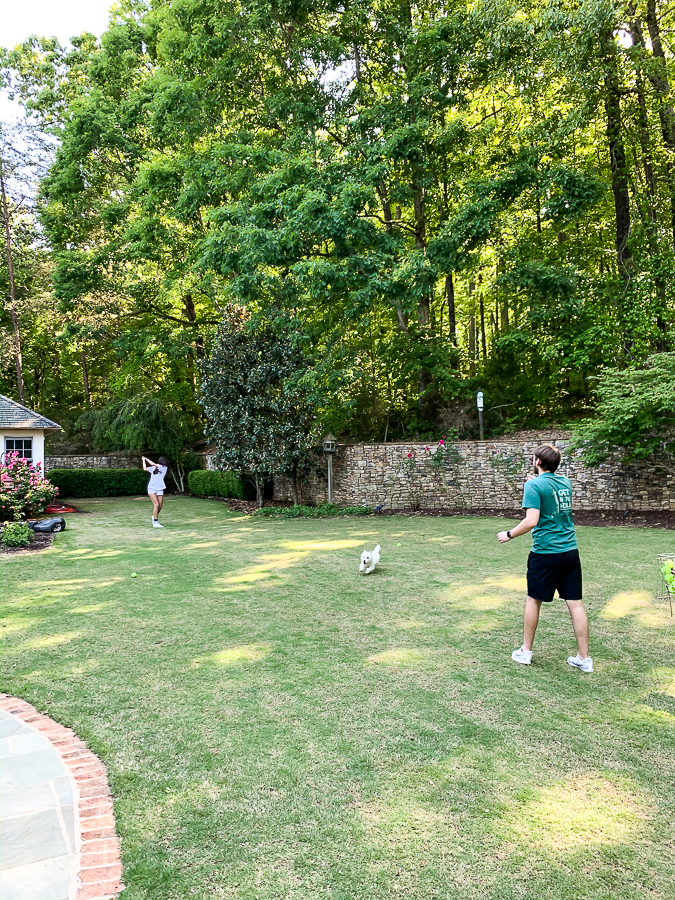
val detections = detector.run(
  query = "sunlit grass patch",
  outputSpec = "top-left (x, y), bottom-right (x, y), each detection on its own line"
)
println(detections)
top-left (69, 603), bottom-right (117, 614)
top-left (215, 550), bottom-right (310, 587)
top-left (367, 648), bottom-right (430, 666)
top-left (601, 590), bottom-right (652, 619)
top-left (18, 631), bottom-right (83, 650)
top-left (483, 575), bottom-right (527, 592)
top-left (507, 774), bottom-right (645, 851)
top-left (193, 643), bottom-right (272, 668)
top-left (63, 548), bottom-right (126, 559)
top-left (394, 619), bottom-right (427, 630)
top-left (279, 539), bottom-right (364, 551)
top-left (180, 541), bottom-right (222, 549)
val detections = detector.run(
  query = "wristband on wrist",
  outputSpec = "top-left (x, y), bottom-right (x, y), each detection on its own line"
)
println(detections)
top-left (507, 530), bottom-right (512, 539)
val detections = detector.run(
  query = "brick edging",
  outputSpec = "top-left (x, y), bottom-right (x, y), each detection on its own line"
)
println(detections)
top-left (0, 694), bottom-right (124, 900)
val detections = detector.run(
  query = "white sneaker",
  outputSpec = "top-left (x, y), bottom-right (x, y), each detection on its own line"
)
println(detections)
top-left (152, 520), bottom-right (164, 528)
top-left (511, 646), bottom-right (532, 665)
top-left (567, 654), bottom-right (593, 673)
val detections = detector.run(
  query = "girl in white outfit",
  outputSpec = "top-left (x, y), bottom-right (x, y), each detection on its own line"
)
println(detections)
top-left (142, 456), bottom-right (168, 527)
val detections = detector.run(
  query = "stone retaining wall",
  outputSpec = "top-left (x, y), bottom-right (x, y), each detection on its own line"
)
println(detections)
top-left (269, 440), bottom-right (675, 511)
top-left (45, 454), bottom-right (144, 471)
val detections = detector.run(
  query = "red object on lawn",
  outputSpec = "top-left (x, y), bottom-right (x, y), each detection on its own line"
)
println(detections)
top-left (45, 505), bottom-right (76, 514)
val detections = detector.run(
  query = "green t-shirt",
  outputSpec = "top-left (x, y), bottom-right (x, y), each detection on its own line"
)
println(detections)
top-left (522, 472), bottom-right (578, 554)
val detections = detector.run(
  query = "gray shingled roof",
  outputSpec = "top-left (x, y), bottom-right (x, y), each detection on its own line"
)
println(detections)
top-left (0, 394), bottom-right (61, 431)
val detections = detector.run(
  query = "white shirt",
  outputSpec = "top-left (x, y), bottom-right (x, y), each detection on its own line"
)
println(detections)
top-left (148, 464), bottom-right (167, 492)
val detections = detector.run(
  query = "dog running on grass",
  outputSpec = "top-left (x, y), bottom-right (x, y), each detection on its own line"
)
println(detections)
top-left (359, 544), bottom-right (381, 575)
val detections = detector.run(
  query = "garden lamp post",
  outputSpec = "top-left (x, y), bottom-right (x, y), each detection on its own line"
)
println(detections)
top-left (477, 391), bottom-right (484, 440)
top-left (323, 434), bottom-right (337, 503)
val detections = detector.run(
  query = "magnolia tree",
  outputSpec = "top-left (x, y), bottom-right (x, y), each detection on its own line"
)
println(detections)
top-left (0, 452), bottom-right (58, 520)
top-left (199, 307), bottom-right (322, 506)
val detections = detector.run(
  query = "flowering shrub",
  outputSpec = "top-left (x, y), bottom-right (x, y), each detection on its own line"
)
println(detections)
top-left (0, 452), bottom-right (58, 521)
top-left (1, 521), bottom-right (32, 547)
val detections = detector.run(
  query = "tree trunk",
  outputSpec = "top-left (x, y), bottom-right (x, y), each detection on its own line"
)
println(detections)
top-left (172, 461), bottom-right (185, 493)
top-left (255, 473), bottom-right (264, 508)
top-left (445, 274), bottom-right (457, 349)
top-left (81, 350), bottom-right (91, 406)
top-left (602, 29), bottom-right (632, 283)
top-left (291, 476), bottom-right (299, 506)
top-left (628, 15), bottom-right (669, 349)
top-left (479, 297), bottom-right (487, 364)
top-left (628, 15), bottom-right (657, 222)
top-left (501, 299), bottom-right (509, 331)
top-left (0, 170), bottom-right (25, 403)
top-left (413, 176), bottom-right (431, 415)
top-left (468, 282), bottom-right (476, 376)
top-left (378, 181), bottom-right (409, 333)
top-left (183, 293), bottom-right (204, 358)
top-left (413, 184), bottom-right (431, 325)
top-left (645, 0), bottom-right (675, 249)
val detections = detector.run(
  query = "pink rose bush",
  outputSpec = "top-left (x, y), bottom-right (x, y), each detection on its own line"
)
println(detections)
top-left (0, 452), bottom-right (58, 521)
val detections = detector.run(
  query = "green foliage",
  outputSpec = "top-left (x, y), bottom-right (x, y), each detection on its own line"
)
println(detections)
top-left (254, 503), bottom-right (372, 518)
top-left (75, 394), bottom-right (192, 458)
top-left (570, 353), bottom-right (675, 470)
top-left (1, 521), bottom-right (32, 547)
top-left (2, 0), bottom-right (675, 444)
top-left (75, 394), bottom-right (198, 490)
top-left (426, 436), bottom-right (469, 508)
top-left (661, 559), bottom-right (675, 594)
top-left (48, 467), bottom-right (148, 498)
top-left (188, 469), bottom-right (244, 500)
top-left (489, 450), bottom-right (526, 495)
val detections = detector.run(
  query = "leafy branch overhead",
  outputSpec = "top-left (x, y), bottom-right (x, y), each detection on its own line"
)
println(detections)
top-left (0, 0), bottom-right (673, 448)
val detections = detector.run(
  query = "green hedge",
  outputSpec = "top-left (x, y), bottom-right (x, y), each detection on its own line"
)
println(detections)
top-left (48, 468), bottom-right (149, 498)
top-left (254, 503), bottom-right (373, 518)
top-left (188, 469), bottom-right (244, 499)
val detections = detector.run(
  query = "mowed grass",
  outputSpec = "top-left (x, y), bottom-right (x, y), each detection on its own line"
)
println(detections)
top-left (2, 496), bottom-right (674, 900)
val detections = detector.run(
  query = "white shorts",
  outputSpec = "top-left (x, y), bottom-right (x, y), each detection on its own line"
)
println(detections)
top-left (148, 488), bottom-right (164, 496)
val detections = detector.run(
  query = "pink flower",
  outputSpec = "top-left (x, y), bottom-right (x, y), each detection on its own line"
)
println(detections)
top-left (439, 439), bottom-right (445, 446)
top-left (407, 453), bottom-right (413, 458)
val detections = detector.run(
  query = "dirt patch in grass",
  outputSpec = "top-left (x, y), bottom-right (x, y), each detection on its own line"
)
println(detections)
top-left (203, 495), bottom-right (675, 528)
top-left (198, 497), bottom-right (297, 514)
top-left (46, 502), bottom-right (91, 514)
top-left (1, 532), bottom-right (54, 555)
top-left (380, 508), bottom-right (675, 529)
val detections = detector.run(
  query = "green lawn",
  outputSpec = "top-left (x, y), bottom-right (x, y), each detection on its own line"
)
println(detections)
top-left (2, 496), bottom-right (674, 900)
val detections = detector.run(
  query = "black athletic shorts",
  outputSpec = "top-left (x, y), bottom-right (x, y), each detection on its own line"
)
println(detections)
top-left (527, 549), bottom-right (582, 603)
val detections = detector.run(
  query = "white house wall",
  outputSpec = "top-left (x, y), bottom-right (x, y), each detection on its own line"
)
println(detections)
top-left (0, 430), bottom-right (45, 469)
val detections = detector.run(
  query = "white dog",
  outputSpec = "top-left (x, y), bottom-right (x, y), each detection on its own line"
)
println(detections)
top-left (359, 544), bottom-right (381, 575)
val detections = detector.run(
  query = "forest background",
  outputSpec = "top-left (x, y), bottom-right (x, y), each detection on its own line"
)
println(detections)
top-left (1, 0), bottom-right (674, 459)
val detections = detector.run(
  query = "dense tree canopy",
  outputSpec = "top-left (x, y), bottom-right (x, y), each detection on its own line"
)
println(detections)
top-left (1, 0), bottom-right (673, 449)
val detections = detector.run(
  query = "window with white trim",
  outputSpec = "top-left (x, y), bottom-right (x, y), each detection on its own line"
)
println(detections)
top-left (4, 438), bottom-right (33, 461)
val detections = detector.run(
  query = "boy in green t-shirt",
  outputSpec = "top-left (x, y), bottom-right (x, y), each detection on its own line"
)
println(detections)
top-left (497, 443), bottom-right (593, 673)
